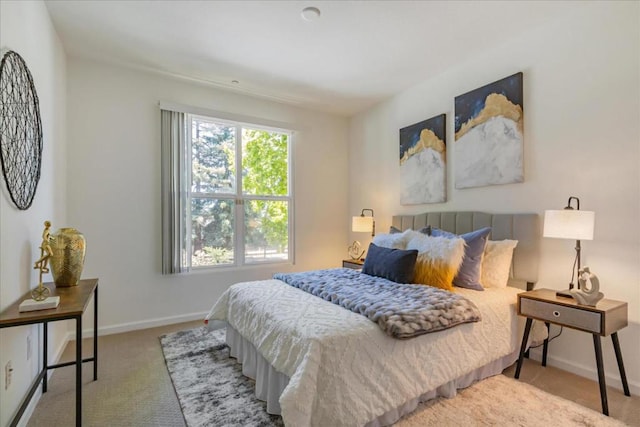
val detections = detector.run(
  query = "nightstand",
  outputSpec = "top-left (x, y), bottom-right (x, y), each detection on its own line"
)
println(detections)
top-left (342, 259), bottom-right (364, 269)
top-left (514, 288), bottom-right (630, 415)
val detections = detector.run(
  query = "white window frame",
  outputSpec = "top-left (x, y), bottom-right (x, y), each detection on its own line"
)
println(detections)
top-left (185, 113), bottom-right (295, 270)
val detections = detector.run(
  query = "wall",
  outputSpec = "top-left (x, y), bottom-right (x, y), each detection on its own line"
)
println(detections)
top-left (348, 3), bottom-right (640, 393)
top-left (0, 1), bottom-right (68, 425)
top-left (66, 58), bottom-right (349, 332)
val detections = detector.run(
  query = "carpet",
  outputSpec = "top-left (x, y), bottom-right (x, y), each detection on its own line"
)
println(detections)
top-left (160, 327), bottom-right (627, 427)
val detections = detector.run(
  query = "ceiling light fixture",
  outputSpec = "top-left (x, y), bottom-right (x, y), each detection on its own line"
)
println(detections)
top-left (231, 80), bottom-right (239, 84)
top-left (301, 6), bottom-right (321, 22)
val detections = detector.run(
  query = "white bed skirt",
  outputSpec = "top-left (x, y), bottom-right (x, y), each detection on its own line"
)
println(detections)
top-left (224, 324), bottom-right (519, 426)
top-left (226, 324), bottom-right (290, 415)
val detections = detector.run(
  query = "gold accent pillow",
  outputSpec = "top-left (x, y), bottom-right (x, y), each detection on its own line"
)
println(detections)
top-left (406, 234), bottom-right (466, 291)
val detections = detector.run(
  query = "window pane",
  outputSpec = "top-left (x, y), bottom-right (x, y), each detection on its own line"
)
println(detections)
top-left (191, 198), bottom-right (234, 266)
top-left (245, 200), bottom-right (288, 263)
top-left (191, 118), bottom-right (236, 194)
top-left (242, 129), bottom-right (288, 196)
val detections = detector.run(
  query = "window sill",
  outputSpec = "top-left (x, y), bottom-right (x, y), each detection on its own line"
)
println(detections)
top-left (189, 260), bottom-right (294, 274)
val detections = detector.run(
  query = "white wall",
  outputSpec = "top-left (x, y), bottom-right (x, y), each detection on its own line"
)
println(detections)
top-left (349, 3), bottom-right (640, 393)
top-left (0, 1), bottom-right (68, 425)
top-left (66, 58), bottom-right (349, 332)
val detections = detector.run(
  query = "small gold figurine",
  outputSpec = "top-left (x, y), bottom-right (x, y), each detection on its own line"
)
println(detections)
top-left (32, 221), bottom-right (52, 301)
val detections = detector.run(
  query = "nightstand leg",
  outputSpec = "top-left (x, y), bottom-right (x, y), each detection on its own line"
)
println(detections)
top-left (542, 322), bottom-right (550, 367)
top-left (515, 318), bottom-right (532, 379)
top-left (593, 334), bottom-right (609, 416)
top-left (611, 332), bottom-right (630, 396)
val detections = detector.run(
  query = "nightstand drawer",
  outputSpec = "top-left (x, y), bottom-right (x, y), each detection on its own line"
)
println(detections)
top-left (520, 298), bottom-right (601, 333)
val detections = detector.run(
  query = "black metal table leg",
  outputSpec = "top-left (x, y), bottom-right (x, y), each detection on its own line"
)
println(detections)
top-left (515, 318), bottom-right (533, 379)
top-left (76, 315), bottom-right (82, 427)
top-left (93, 284), bottom-right (98, 381)
top-left (611, 332), bottom-right (630, 396)
top-left (593, 334), bottom-right (609, 416)
top-left (43, 321), bottom-right (48, 393)
top-left (542, 322), bottom-right (550, 367)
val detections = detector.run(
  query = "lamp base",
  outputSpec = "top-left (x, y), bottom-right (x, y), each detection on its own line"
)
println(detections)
top-left (556, 289), bottom-right (575, 299)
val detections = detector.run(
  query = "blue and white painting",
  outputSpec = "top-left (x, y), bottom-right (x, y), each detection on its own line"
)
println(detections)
top-left (454, 72), bottom-right (523, 189)
top-left (399, 114), bottom-right (446, 205)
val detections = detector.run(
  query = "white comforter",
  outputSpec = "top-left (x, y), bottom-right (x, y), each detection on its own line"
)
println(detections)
top-left (206, 279), bottom-right (540, 427)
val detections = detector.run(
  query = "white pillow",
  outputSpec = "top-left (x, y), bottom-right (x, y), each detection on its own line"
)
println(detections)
top-left (372, 229), bottom-right (420, 249)
top-left (406, 233), bottom-right (465, 291)
top-left (481, 239), bottom-right (518, 288)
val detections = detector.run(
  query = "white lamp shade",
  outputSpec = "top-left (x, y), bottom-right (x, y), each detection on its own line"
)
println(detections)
top-left (543, 210), bottom-right (595, 240)
top-left (352, 216), bottom-right (374, 233)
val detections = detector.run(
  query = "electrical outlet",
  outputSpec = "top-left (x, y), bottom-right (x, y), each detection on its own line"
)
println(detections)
top-left (5, 361), bottom-right (12, 390)
top-left (27, 334), bottom-right (32, 361)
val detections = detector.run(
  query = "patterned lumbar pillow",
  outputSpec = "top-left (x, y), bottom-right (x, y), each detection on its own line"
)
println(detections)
top-left (431, 227), bottom-right (492, 291)
top-left (361, 243), bottom-right (418, 283)
top-left (406, 234), bottom-right (466, 291)
top-left (481, 239), bottom-right (518, 288)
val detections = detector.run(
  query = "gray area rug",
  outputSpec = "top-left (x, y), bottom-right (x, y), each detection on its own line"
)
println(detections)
top-left (160, 327), bottom-right (283, 427)
top-left (160, 327), bottom-right (627, 427)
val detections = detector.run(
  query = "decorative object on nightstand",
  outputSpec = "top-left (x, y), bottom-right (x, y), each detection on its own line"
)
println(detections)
top-left (347, 241), bottom-right (365, 260)
top-left (570, 266), bottom-right (604, 306)
top-left (352, 208), bottom-right (375, 237)
top-left (543, 196), bottom-right (595, 298)
top-left (515, 289), bottom-right (630, 416)
top-left (50, 226), bottom-right (86, 286)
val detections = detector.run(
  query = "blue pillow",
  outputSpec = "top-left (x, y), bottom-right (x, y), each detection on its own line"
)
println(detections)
top-left (431, 227), bottom-right (492, 291)
top-left (362, 243), bottom-right (418, 283)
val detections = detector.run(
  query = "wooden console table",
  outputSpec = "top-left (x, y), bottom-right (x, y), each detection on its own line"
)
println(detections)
top-left (0, 278), bottom-right (99, 427)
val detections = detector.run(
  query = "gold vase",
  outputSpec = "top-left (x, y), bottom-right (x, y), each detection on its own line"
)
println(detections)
top-left (49, 227), bottom-right (86, 287)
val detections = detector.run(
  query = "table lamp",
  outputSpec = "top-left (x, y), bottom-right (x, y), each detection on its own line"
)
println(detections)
top-left (349, 209), bottom-right (375, 260)
top-left (543, 196), bottom-right (595, 298)
top-left (352, 208), bottom-right (375, 237)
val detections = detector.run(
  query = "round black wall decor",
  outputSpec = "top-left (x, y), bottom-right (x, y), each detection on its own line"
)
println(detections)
top-left (0, 50), bottom-right (43, 210)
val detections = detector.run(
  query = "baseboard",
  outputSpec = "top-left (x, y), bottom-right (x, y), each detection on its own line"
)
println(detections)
top-left (528, 347), bottom-right (640, 395)
top-left (73, 311), bottom-right (209, 340)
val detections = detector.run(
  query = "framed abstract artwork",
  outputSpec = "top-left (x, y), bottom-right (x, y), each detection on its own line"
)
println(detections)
top-left (399, 114), bottom-right (446, 205)
top-left (454, 72), bottom-right (523, 189)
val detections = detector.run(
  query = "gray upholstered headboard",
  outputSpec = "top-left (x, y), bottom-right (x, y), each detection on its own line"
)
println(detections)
top-left (391, 211), bottom-right (540, 290)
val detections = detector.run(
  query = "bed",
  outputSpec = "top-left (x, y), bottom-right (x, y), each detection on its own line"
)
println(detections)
top-left (205, 211), bottom-right (546, 426)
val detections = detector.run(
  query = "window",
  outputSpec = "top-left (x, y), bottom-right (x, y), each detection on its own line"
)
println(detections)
top-left (161, 108), bottom-right (293, 272)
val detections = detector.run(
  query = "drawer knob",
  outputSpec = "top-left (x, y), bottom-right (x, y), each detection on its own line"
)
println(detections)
top-left (553, 310), bottom-right (561, 317)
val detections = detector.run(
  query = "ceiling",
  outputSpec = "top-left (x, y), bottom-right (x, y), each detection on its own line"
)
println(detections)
top-left (45, 1), bottom-right (580, 116)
